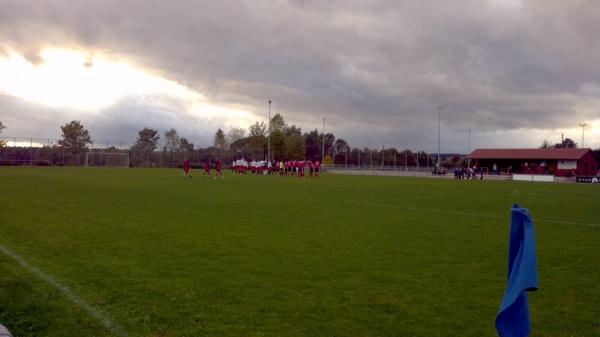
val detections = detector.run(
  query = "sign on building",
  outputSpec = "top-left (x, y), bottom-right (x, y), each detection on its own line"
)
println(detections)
top-left (576, 176), bottom-right (600, 184)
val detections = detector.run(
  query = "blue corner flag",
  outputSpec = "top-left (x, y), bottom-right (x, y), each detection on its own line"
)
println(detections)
top-left (495, 204), bottom-right (538, 337)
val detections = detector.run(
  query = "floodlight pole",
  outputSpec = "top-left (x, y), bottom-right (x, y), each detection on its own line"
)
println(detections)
top-left (322, 118), bottom-right (326, 165)
top-left (579, 123), bottom-right (587, 148)
top-left (468, 129), bottom-right (471, 153)
top-left (437, 105), bottom-right (444, 167)
top-left (268, 100), bottom-right (271, 162)
top-left (416, 152), bottom-right (420, 171)
top-left (467, 129), bottom-right (472, 167)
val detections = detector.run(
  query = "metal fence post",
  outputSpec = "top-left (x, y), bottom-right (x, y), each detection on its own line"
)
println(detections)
top-left (416, 152), bottom-right (419, 172)
top-left (345, 148), bottom-right (348, 168)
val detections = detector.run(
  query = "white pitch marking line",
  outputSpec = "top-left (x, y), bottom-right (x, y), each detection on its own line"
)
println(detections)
top-left (0, 244), bottom-right (128, 337)
top-left (345, 200), bottom-right (600, 228)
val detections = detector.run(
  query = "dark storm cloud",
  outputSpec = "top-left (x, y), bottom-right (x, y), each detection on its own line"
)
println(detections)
top-left (1, 0), bottom-right (599, 150)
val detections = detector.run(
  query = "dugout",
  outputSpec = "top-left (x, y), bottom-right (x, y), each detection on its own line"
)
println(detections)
top-left (466, 148), bottom-right (599, 177)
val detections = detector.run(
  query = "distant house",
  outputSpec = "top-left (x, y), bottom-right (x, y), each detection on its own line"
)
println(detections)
top-left (466, 148), bottom-right (599, 177)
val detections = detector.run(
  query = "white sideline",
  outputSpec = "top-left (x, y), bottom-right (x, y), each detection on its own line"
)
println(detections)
top-left (0, 244), bottom-right (128, 337)
top-left (345, 200), bottom-right (600, 228)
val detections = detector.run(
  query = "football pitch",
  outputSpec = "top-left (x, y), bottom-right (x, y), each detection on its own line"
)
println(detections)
top-left (1, 167), bottom-right (599, 337)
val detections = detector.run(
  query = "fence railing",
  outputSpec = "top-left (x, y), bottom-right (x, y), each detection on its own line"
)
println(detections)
top-left (326, 164), bottom-right (435, 173)
top-left (0, 136), bottom-right (202, 167)
top-left (0, 136), bottom-right (464, 169)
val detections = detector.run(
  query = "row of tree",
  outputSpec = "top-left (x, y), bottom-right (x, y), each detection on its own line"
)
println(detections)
top-left (1, 116), bottom-right (427, 167)
top-left (1, 118), bottom-right (598, 167)
top-left (210, 114), bottom-right (338, 162)
top-left (539, 138), bottom-right (579, 149)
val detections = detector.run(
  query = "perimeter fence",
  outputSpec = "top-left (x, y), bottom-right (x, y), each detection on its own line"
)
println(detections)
top-left (0, 136), bottom-right (466, 170)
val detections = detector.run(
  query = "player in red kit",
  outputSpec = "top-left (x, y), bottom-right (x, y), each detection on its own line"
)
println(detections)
top-left (182, 158), bottom-right (191, 178)
top-left (215, 158), bottom-right (224, 179)
top-left (314, 160), bottom-right (320, 177)
top-left (202, 161), bottom-right (211, 178)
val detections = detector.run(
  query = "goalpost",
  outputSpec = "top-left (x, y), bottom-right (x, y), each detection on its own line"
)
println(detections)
top-left (84, 152), bottom-right (130, 168)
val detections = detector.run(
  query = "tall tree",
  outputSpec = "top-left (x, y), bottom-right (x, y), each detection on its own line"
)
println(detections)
top-left (58, 120), bottom-right (91, 154)
top-left (323, 133), bottom-right (336, 156)
top-left (248, 121), bottom-right (267, 137)
top-left (333, 139), bottom-right (350, 164)
top-left (130, 127), bottom-right (160, 165)
top-left (304, 129), bottom-right (321, 161)
top-left (334, 138), bottom-right (349, 154)
top-left (214, 128), bottom-right (226, 150)
top-left (0, 121), bottom-right (5, 148)
top-left (285, 125), bottom-right (302, 137)
top-left (285, 132), bottom-right (306, 160)
top-left (230, 135), bottom-right (266, 160)
top-left (227, 127), bottom-right (246, 146)
top-left (179, 137), bottom-right (194, 154)
top-left (283, 125), bottom-right (304, 159)
top-left (132, 128), bottom-right (160, 154)
top-left (397, 149), bottom-right (415, 166)
top-left (164, 128), bottom-right (180, 152)
top-left (270, 129), bottom-right (286, 161)
top-left (539, 140), bottom-right (552, 149)
top-left (270, 113), bottom-right (286, 131)
top-left (554, 138), bottom-right (578, 149)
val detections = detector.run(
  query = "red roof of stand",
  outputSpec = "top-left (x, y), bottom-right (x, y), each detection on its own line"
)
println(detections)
top-left (467, 148), bottom-right (592, 160)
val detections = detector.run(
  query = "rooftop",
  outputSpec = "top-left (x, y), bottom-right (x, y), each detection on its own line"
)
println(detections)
top-left (466, 148), bottom-right (592, 160)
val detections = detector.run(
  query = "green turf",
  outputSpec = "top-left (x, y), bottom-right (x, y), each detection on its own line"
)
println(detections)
top-left (0, 167), bottom-right (599, 337)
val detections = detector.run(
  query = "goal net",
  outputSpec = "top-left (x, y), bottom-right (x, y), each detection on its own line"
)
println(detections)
top-left (84, 152), bottom-right (130, 168)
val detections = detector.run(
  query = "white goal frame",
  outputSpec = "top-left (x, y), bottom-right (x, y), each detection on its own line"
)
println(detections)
top-left (84, 152), bottom-right (130, 168)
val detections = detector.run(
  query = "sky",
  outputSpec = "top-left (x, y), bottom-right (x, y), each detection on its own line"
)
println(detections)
top-left (1, 0), bottom-right (599, 152)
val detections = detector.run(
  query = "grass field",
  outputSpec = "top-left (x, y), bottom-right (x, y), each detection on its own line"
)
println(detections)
top-left (0, 167), bottom-right (599, 337)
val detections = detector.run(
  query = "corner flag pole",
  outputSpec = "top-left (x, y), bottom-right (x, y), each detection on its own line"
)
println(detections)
top-left (268, 100), bottom-right (271, 162)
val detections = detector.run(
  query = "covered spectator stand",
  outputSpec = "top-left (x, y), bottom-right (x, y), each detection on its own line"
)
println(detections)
top-left (466, 148), bottom-right (599, 177)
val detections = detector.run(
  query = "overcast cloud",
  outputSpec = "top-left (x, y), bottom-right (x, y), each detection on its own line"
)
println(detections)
top-left (1, 0), bottom-right (599, 151)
